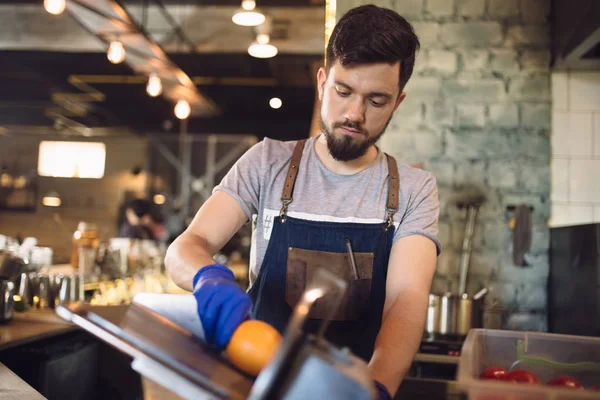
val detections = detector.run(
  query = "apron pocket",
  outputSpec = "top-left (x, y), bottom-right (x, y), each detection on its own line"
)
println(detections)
top-left (286, 247), bottom-right (374, 321)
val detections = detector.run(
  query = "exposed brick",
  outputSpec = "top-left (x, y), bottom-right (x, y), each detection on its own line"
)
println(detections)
top-left (489, 103), bottom-right (519, 127)
top-left (506, 25), bottom-right (550, 47)
top-left (460, 49), bottom-right (489, 72)
top-left (517, 283), bottom-right (547, 310)
top-left (519, 160), bottom-right (550, 193)
top-left (380, 130), bottom-right (415, 159)
top-left (393, 0), bottom-right (424, 20)
top-left (441, 22), bottom-right (503, 47)
top-left (454, 159), bottom-right (487, 186)
top-left (446, 130), bottom-right (513, 159)
top-left (456, 103), bottom-right (486, 127)
top-left (495, 252), bottom-right (550, 283)
top-left (426, 100), bottom-right (454, 127)
top-left (509, 72), bottom-right (551, 101)
top-left (519, 0), bottom-right (550, 23)
top-left (482, 222), bottom-right (510, 250)
top-left (415, 129), bottom-right (444, 158)
top-left (488, 160), bottom-right (518, 189)
top-left (443, 78), bottom-right (505, 102)
top-left (427, 160), bottom-right (455, 187)
top-left (521, 103), bottom-right (551, 129)
top-left (488, 0), bottom-right (519, 19)
top-left (392, 95), bottom-right (423, 128)
top-left (514, 132), bottom-right (551, 162)
top-left (427, 50), bottom-right (458, 76)
top-left (426, 0), bottom-right (454, 17)
top-left (457, 0), bottom-right (485, 17)
top-left (530, 225), bottom-right (550, 253)
top-left (490, 49), bottom-right (520, 76)
top-left (412, 22), bottom-right (441, 46)
top-left (521, 50), bottom-right (550, 71)
top-left (404, 76), bottom-right (443, 100)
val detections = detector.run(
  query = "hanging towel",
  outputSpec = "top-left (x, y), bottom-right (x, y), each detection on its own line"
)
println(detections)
top-left (512, 204), bottom-right (532, 266)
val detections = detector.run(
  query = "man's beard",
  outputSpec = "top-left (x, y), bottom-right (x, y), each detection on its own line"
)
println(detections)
top-left (319, 114), bottom-right (392, 162)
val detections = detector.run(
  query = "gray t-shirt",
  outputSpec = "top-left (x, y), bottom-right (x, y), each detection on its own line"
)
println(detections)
top-left (213, 135), bottom-right (441, 285)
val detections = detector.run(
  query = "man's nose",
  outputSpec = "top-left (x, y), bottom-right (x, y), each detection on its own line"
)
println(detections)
top-left (344, 98), bottom-right (365, 124)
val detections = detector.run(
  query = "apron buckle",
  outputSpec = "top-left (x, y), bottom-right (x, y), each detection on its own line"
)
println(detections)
top-left (384, 208), bottom-right (396, 231)
top-left (279, 199), bottom-right (292, 222)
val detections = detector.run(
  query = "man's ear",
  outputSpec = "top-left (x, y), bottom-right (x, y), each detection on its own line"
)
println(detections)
top-left (317, 67), bottom-right (327, 101)
top-left (394, 92), bottom-right (407, 112)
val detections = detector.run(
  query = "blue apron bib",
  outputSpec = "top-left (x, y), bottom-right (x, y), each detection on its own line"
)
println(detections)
top-left (248, 139), bottom-right (400, 361)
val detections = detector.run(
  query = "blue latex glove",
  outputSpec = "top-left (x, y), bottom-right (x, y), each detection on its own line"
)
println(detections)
top-left (193, 264), bottom-right (253, 349)
top-left (374, 380), bottom-right (392, 400)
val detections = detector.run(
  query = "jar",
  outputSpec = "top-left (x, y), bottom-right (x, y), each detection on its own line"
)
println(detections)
top-left (70, 222), bottom-right (99, 269)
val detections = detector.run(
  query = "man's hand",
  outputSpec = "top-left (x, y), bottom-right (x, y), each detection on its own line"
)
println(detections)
top-left (193, 264), bottom-right (253, 349)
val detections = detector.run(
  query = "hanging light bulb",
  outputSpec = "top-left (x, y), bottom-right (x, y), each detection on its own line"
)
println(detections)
top-left (107, 41), bottom-right (126, 64)
top-left (248, 34), bottom-right (278, 59)
top-left (232, 0), bottom-right (265, 26)
top-left (269, 97), bottom-right (282, 109)
top-left (146, 73), bottom-right (163, 97)
top-left (44, 0), bottom-right (66, 15)
top-left (174, 100), bottom-right (191, 120)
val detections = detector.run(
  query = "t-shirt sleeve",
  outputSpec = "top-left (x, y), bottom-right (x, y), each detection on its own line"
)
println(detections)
top-left (212, 140), bottom-right (264, 220)
top-left (394, 171), bottom-right (442, 255)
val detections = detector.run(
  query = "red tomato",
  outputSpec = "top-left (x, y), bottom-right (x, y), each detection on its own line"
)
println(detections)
top-left (479, 366), bottom-right (508, 380)
top-left (505, 370), bottom-right (540, 384)
top-left (547, 376), bottom-right (583, 389)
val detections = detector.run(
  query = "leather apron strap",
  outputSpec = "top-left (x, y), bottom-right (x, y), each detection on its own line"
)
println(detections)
top-left (279, 139), bottom-right (307, 220)
top-left (279, 140), bottom-right (401, 228)
top-left (385, 154), bottom-right (400, 230)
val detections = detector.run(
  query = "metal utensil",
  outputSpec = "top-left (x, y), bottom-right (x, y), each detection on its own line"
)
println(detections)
top-left (424, 293), bottom-right (441, 334)
top-left (344, 238), bottom-right (359, 280)
top-left (439, 292), bottom-right (460, 335)
top-left (0, 278), bottom-right (15, 321)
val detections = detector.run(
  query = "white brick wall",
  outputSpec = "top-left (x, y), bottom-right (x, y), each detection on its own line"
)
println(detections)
top-left (550, 71), bottom-right (600, 227)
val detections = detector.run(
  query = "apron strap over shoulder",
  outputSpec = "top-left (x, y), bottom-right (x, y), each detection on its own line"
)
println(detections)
top-left (279, 139), bottom-right (307, 220)
top-left (385, 154), bottom-right (400, 230)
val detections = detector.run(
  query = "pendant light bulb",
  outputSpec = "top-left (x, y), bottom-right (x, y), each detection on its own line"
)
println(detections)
top-left (248, 34), bottom-right (278, 59)
top-left (44, 0), bottom-right (66, 15)
top-left (146, 74), bottom-right (163, 97)
top-left (107, 41), bottom-right (126, 64)
top-left (232, 0), bottom-right (265, 26)
top-left (174, 100), bottom-right (191, 120)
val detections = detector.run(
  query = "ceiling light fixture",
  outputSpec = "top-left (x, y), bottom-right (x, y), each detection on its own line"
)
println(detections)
top-left (107, 40), bottom-right (126, 64)
top-left (44, 0), bottom-right (66, 15)
top-left (174, 100), bottom-right (191, 120)
top-left (146, 73), bottom-right (163, 97)
top-left (248, 33), bottom-right (278, 59)
top-left (269, 97), bottom-right (282, 109)
top-left (232, 0), bottom-right (265, 27)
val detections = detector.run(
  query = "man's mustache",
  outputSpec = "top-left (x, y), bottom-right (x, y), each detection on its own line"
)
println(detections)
top-left (332, 120), bottom-right (367, 136)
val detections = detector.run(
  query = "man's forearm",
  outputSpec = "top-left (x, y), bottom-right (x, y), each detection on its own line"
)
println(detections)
top-left (368, 289), bottom-right (429, 396)
top-left (165, 233), bottom-right (219, 292)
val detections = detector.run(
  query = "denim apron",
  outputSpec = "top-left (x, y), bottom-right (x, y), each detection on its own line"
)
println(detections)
top-left (247, 139), bottom-right (399, 361)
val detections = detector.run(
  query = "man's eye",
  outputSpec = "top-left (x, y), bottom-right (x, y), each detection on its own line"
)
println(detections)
top-left (370, 99), bottom-right (385, 107)
top-left (336, 90), bottom-right (350, 97)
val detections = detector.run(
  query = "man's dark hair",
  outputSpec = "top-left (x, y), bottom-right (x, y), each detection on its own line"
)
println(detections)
top-left (129, 198), bottom-right (152, 219)
top-left (326, 5), bottom-right (420, 92)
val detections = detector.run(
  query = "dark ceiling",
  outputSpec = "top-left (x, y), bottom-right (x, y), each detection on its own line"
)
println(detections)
top-left (0, 0), bottom-right (323, 6)
top-left (0, 50), bottom-right (322, 141)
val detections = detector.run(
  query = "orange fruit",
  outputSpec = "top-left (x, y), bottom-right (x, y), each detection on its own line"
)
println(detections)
top-left (226, 320), bottom-right (282, 376)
